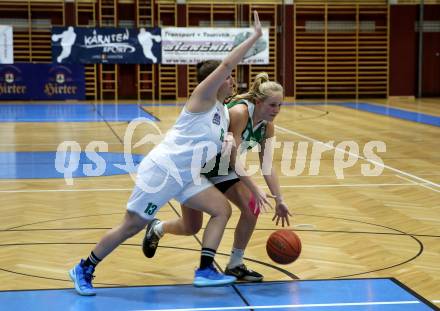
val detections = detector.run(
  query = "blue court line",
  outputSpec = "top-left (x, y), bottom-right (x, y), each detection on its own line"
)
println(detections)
top-left (2, 101), bottom-right (437, 126)
top-left (0, 104), bottom-right (156, 122)
top-left (0, 151), bottom-right (143, 179)
top-left (142, 101), bottom-right (440, 127)
top-left (339, 102), bottom-right (440, 127)
top-left (282, 102), bottom-right (343, 106)
top-left (0, 279), bottom-right (435, 311)
top-left (282, 101), bottom-right (440, 126)
top-left (142, 102), bottom-right (185, 107)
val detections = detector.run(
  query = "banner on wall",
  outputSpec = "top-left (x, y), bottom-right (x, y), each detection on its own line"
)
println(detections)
top-left (0, 26), bottom-right (13, 64)
top-left (161, 27), bottom-right (270, 64)
top-left (0, 63), bottom-right (85, 100)
top-left (51, 27), bottom-right (162, 64)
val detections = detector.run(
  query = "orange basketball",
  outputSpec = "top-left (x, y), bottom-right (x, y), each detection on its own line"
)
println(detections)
top-left (266, 230), bottom-right (301, 264)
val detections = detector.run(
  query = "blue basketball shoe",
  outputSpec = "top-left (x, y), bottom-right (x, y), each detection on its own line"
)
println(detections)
top-left (193, 264), bottom-right (236, 287)
top-left (69, 259), bottom-right (96, 296)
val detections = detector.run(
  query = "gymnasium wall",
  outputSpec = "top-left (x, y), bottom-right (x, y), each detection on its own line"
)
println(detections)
top-left (0, 1), bottom-right (439, 100)
top-left (390, 4), bottom-right (440, 97)
top-left (390, 5), bottom-right (418, 96)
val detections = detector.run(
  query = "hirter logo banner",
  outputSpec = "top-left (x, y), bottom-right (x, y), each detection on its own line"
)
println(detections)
top-left (0, 64), bottom-right (85, 100)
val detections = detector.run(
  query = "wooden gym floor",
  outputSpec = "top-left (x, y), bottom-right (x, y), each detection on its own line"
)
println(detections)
top-left (0, 98), bottom-right (438, 307)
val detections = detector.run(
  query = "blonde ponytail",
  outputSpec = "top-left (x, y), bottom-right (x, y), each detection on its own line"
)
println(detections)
top-left (233, 72), bottom-right (283, 103)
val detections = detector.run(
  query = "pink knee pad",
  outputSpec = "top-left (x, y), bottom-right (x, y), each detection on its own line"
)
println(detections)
top-left (248, 194), bottom-right (260, 217)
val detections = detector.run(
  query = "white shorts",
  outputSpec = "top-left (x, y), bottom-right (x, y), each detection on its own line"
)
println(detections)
top-left (127, 158), bottom-right (212, 220)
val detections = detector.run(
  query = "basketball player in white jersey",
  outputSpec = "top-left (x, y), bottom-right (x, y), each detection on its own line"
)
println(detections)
top-left (69, 11), bottom-right (271, 296)
top-left (142, 73), bottom-right (291, 282)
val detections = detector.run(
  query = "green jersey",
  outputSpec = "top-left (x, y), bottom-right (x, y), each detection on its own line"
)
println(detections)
top-left (226, 99), bottom-right (267, 152)
top-left (202, 99), bottom-right (267, 178)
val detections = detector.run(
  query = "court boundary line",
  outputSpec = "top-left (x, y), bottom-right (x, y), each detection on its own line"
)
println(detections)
top-left (395, 174), bottom-right (440, 193)
top-left (337, 102), bottom-right (440, 127)
top-left (368, 100), bottom-right (440, 118)
top-left (390, 278), bottom-right (440, 310)
top-left (132, 301), bottom-right (421, 311)
top-left (275, 125), bottom-right (440, 192)
top-left (2, 172), bottom-right (439, 183)
top-left (0, 182), bottom-right (431, 193)
top-left (0, 274), bottom-right (437, 308)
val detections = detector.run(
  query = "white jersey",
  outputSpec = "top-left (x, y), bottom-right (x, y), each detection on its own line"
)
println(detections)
top-left (148, 101), bottom-right (229, 183)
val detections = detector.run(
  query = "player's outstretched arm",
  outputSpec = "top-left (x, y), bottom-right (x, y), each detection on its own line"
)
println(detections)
top-left (186, 11), bottom-right (263, 113)
top-left (259, 123), bottom-right (292, 226)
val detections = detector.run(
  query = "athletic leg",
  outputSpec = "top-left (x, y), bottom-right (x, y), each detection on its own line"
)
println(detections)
top-left (225, 181), bottom-right (258, 251)
top-left (181, 186), bottom-right (236, 286)
top-left (94, 211), bottom-right (148, 259)
top-left (182, 186), bottom-right (231, 250)
top-left (70, 211), bottom-right (148, 295)
top-left (164, 204), bottom-right (203, 236)
top-left (142, 205), bottom-right (202, 258)
top-left (222, 180), bottom-right (263, 282)
top-left (71, 158), bottom-right (179, 295)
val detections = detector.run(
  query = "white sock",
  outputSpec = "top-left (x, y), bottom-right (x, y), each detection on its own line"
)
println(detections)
top-left (228, 248), bottom-right (244, 268)
top-left (153, 221), bottom-right (164, 238)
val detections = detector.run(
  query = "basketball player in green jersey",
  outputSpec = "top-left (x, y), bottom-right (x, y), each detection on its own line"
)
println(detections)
top-left (143, 72), bottom-right (291, 282)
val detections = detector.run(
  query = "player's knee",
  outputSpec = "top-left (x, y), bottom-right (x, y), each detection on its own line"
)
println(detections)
top-left (222, 201), bottom-right (232, 219)
top-left (212, 199), bottom-right (232, 219)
